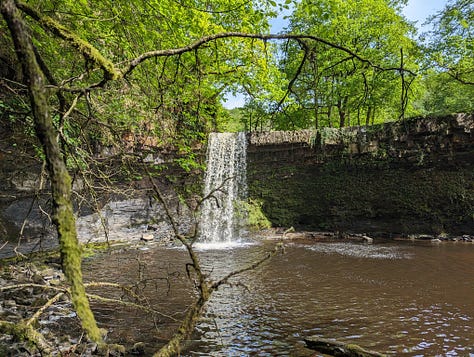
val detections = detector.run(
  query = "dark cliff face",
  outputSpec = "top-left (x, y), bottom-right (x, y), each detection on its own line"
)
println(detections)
top-left (247, 114), bottom-right (474, 236)
top-left (0, 127), bottom-right (202, 256)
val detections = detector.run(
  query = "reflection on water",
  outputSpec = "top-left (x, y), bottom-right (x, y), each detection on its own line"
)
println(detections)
top-left (83, 241), bottom-right (474, 356)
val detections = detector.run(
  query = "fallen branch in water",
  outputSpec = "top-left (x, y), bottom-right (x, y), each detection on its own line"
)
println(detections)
top-left (153, 243), bottom-right (285, 357)
top-left (304, 337), bottom-right (386, 357)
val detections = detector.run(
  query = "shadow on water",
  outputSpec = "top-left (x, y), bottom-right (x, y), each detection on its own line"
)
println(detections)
top-left (82, 241), bottom-right (474, 356)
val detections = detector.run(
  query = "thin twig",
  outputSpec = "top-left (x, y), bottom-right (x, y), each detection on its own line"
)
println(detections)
top-left (26, 292), bottom-right (65, 326)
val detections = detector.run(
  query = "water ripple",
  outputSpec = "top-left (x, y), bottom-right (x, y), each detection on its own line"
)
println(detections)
top-left (302, 242), bottom-right (413, 259)
top-left (82, 242), bottom-right (474, 356)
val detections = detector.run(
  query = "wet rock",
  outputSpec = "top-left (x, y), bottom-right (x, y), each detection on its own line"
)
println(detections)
top-left (39, 327), bottom-right (51, 336)
top-left (141, 233), bottom-right (154, 242)
top-left (40, 268), bottom-right (56, 280)
top-left (10, 171), bottom-right (42, 192)
top-left (345, 233), bottom-right (374, 244)
top-left (3, 299), bottom-right (17, 308)
top-left (437, 233), bottom-right (449, 241)
top-left (41, 267), bottom-right (64, 284)
top-left (130, 342), bottom-right (146, 355)
top-left (361, 235), bottom-right (374, 244)
top-left (97, 343), bottom-right (126, 356)
top-left (408, 234), bottom-right (436, 241)
top-left (82, 342), bottom-right (99, 355)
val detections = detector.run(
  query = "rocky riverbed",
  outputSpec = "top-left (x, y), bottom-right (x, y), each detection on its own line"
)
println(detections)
top-left (0, 257), bottom-right (86, 356)
top-left (0, 242), bottom-right (161, 356)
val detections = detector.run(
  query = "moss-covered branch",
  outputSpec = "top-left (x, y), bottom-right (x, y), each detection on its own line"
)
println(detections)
top-left (305, 337), bottom-right (386, 357)
top-left (1, 0), bottom-right (102, 343)
top-left (26, 292), bottom-right (66, 327)
top-left (0, 320), bottom-right (52, 356)
top-left (15, 0), bottom-right (120, 80)
top-left (123, 32), bottom-right (417, 78)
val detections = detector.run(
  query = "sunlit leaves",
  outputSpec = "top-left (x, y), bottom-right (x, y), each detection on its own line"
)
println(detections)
top-left (3, 0), bottom-right (278, 153)
top-left (419, 70), bottom-right (474, 114)
top-left (425, 0), bottom-right (474, 85)
top-left (279, 0), bottom-right (418, 128)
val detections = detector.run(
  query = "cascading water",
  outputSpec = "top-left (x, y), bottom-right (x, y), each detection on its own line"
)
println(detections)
top-left (199, 132), bottom-right (247, 243)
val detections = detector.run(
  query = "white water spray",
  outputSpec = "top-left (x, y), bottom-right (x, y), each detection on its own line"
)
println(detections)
top-left (199, 132), bottom-right (247, 243)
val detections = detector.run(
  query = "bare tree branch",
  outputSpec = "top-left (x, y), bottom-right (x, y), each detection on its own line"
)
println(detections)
top-left (211, 243), bottom-right (283, 291)
top-left (123, 32), bottom-right (416, 77)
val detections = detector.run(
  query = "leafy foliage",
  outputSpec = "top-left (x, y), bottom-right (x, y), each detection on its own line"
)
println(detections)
top-left (276, 0), bottom-right (419, 129)
top-left (417, 70), bottom-right (474, 115)
top-left (409, 0), bottom-right (474, 116)
top-left (424, 0), bottom-right (474, 85)
top-left (0, 0), bottom-right (279, 174)
top-left (1, 0), bottom-right (472, 143)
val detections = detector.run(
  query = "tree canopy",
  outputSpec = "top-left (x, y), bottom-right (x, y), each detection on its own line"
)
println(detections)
top-left (1, 0), bottom-right (473, 140)
top-left (417, 0), bottom-right (474, 115)
top-left (1, 0), bottom-right (473, 354)
top-left (277, 0), bottom-right (418, 129)
top-left (425, 0), bottom-right (474, 85)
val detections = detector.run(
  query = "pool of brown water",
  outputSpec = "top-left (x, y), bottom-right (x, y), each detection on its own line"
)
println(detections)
top-left (83, 240), bottom-right (474, 356)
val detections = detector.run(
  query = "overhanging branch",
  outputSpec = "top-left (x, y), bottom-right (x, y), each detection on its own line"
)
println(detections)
top-left (123, 32), bottom-right (416, 77)
top-left (14, 1), bottom-right (417, 95)
top-left (15, 0), bottom-right (120, 80)
top-left (447, 69), bottom-right (474, 86)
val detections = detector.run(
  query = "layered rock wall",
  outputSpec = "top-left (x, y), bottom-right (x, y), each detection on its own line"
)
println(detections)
top-left (247, 114), bottom-right (474, 235)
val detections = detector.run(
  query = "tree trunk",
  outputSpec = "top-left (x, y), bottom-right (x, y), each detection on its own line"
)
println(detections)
top-left (337, 96), bottom-right (349, 128)
top-left (337, 99), bottom-right (346, 128)
top-left (366, 106), bottom-right (372, 126)
top-left (327, 105), bottom-right (333, 127)
top-left (1, 0), bottom-right (102, 343)
top-left (311, 57), bottom-right (320, 130)
top-left (314, 104), bottom-right (319, 130)
top-left (305, 337), bottom-right (386, 357)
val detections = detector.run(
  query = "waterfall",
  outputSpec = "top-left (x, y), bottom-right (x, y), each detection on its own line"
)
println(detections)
top-left (199, 132), bottom-right (247, 243)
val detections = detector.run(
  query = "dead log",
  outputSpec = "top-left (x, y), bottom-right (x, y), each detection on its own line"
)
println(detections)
top-left (304, 337), bottom-right (386, 357)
